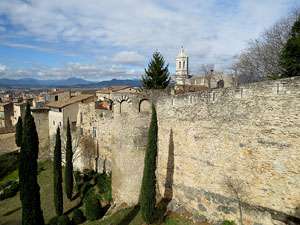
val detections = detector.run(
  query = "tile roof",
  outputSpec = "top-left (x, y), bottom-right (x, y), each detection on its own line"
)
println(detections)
top-left (96, 86), bottom-right (131, 93)
top-left (47, 94), bottom-right (94, 108)
top-left (47, 89), bottom-right (69, 95)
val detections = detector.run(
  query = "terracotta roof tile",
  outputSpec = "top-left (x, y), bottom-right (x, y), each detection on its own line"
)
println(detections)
top-left (47, 89), bottom-right (69, 95)
top-left (47, 94), bottom-right (94, 108)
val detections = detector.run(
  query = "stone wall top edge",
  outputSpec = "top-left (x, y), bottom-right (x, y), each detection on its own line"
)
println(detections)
top-left (158, 76), bottom-right (300, 104)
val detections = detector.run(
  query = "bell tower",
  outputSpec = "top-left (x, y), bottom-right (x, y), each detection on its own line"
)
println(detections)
top-left (175, 47), bottom-right (188, 89)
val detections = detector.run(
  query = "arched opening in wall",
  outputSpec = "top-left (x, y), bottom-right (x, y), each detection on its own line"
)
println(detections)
top-left (217, 80), bottom-right (224, 88)
top-left (139, 99), bottom-right (151, 113)
top-left (120, 100), bottom-right (131, 114)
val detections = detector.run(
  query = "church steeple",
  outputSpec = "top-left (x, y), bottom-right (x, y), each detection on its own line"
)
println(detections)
top-left (175, 47), bottom-right (189, 89)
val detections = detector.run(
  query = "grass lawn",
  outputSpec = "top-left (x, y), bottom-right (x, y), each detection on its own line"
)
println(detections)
top-left (0, 159), bottom-right (210, 225)
top-left (0, 160), bottom-right (81, 225)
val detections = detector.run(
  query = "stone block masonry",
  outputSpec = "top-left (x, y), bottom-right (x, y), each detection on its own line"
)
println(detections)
top-left (79, 77), bottom-right (300, 225)
top-left (156, 77), bottom-right (300, 225)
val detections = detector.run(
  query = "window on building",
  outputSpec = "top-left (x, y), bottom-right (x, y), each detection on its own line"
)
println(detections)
top-left (179, 61), bottom-right (181, 69)
top-left (59, 108), bottom-right (62, 112)
top-left (55, 95), bottom-right (58, 101)
top-left (53, 121), bottom-right (55, 125)
top-left (93, 127), bottom-right (97, 139)
top-left (59, 122), bottom-right (62, 127)
top-left (80, 128), bottom-right (83, 135)
top-left (80, 112), bottom-right (83, 123)
top-left (183, 61), bottom-right (185, 69)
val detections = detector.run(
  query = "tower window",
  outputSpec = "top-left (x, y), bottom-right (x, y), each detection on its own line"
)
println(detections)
top-left (183, 61), bottom-right (185, 69)
top-left (179, 61), bottom-right (181, 69)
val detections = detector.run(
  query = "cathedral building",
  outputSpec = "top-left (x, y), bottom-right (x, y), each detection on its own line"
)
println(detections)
top-left (174, 48), bottom-right (235, 93)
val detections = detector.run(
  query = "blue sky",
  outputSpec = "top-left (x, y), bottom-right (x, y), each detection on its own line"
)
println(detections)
top-left (0, 0), bottom-right (297, 81)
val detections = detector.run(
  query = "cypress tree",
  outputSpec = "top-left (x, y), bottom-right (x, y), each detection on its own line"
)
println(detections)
top-left (19, 102), bottom-right (45, 225)
top-left (64, 118), bottom-right (73, 200)
top-left (54, 126), bottom-right (63, 216)
top-left (280, 16), bottom-right (300, 78)
top-left (15, 116), bottom-right (22, 147)
top-left (140, 104), bottom-right (158, 224)
top-left (142, 51), bottom-right (170, 89)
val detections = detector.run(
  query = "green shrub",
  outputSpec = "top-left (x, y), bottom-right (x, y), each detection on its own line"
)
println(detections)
top-left (85, 196), bottom-right (102, 221)
top-left (96, 173), bottom-right (112, 203)
top-left (0, 181), bottom-right (19, 200)
top-left (48, 216), bottom-right (59, 225)
top-left (83, 169), bottom-right (94, 182)
top-left (57, 215), bottom-right (72, 225)
top-left (0, 152), bottom-right (19, 180)
top-left (74, 171), bottom-right (82, 183)
top-left (80, 182), bottom-right (92, 199)
top-left (72, 208), bottom-right (86, 225)
top-left (82, 187), bottom-right (95, 204)
top-left (75, 182), bottom-right (82, 192)
top-left (222, 220), bottom-right (236, 225)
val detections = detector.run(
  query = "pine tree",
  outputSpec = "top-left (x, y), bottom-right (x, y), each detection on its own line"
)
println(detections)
top-left (54, 126), bottom-right (63, 216)
top-left (142, 51), bottom-right (170, 89)
top-left (140, 104), bottom-right (158, 224)
top-left (280, 16), bottom-right (300, 78)
top-left (19, 102), bottom-right (45, 225)
top-left (64, 118), bottom-right (73, 200)
top-left (15, 116), bottom-right (22, 147)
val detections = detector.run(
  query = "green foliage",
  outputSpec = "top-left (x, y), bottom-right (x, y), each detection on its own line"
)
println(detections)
top-left (53, 126), bottom-right (63, 216)
top-left (65, 118), bottom-right (74, 200)
top-left (82, 186), bottom-right (95, 204)
top-left (72, 208), bottom-right (86, 225)
top-left (0, 181), bottom-right (19, 200)
top-left (280, 16), bottom-right (300, 78)
top-left (57, 215), bottom-right (72, 225)
top-left (80, 182), bottom-right (92, 199)
top-left (222, 220), bottom-right (236, 225)
top-left (140, 104), bottom-right (158, 224)
top-left (19, 102), bottom-right (45, 225)
top-left (85, 196), bottom-right (102, 221)
top-left (142, 51), bottom-right (170, 90)
top-left (15, 116), bottom-right (22, 147)
top-left (96, 172), bottom-right (112, 203)
top-left (74, 171), bottom-right (82, 183)
top-left (0, 152), bottom-right (19, 180)
top-left (48, 216), bottom-right (59, 225)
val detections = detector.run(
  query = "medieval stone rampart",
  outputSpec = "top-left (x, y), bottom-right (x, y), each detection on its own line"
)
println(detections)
top-left (78, 77), bottom-right (300, 225)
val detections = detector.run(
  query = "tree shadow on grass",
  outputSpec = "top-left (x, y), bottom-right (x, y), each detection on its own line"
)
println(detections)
top-left (71, 191), bottom-right (80, 201)
top-left (63, 201), bottom-right (83, 216)
top-left (2, 207), bottom-right (21, 217)
top-left (117, 205), bottom-right (140, 225)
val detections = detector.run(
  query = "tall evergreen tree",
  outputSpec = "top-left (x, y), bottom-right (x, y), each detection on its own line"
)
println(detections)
top-left (142, 51), bottom-right (170, 89)
top-left (140, 104), bottom-right (158, 224)
top-left (19, 102), bottom-right (45, 225)
top-left (64, 118), bottom-right (73, 200)
top-left (280, 16), bottom-right (300, 78)
top-left (15, 116), bottom-right (22, 147)
top-left (53, 126), bottom-right (63, 216)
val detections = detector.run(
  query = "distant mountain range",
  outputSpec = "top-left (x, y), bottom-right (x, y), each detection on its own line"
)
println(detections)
top-left (0, 77), bottom-right (142, 88)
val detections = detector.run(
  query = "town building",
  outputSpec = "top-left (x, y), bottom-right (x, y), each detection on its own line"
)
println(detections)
top-left (0, 102), bottom-right (13, 128)
top-left (47, 94), bottom-right (96, 146)
top-left (174, 47), bottom-right (236, 93)
top-left (45, 89), bottom-right (70, 102)
top-left (12, 102), bottom-right (27, 125)
top-left (96, 86), bottom-right (137, 101)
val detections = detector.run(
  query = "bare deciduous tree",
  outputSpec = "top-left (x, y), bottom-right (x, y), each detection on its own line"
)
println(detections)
top-left (232, 7), bottom-right (300, 83)
top-left (61, 131), bottom-right (82, 165)
top-left (224, 177), bottom-right (247, 225)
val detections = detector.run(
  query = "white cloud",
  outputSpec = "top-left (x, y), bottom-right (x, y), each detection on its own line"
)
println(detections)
top-left (96, 51), bottom-right (146, 66)
top-left (0, 0), bottom-right (297, 79)
top-left (0, 62), bottom-right (143, 81)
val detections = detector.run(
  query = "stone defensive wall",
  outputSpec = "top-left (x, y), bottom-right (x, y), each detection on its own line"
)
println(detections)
top-left (79, 77), bottom-right (300, 225)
